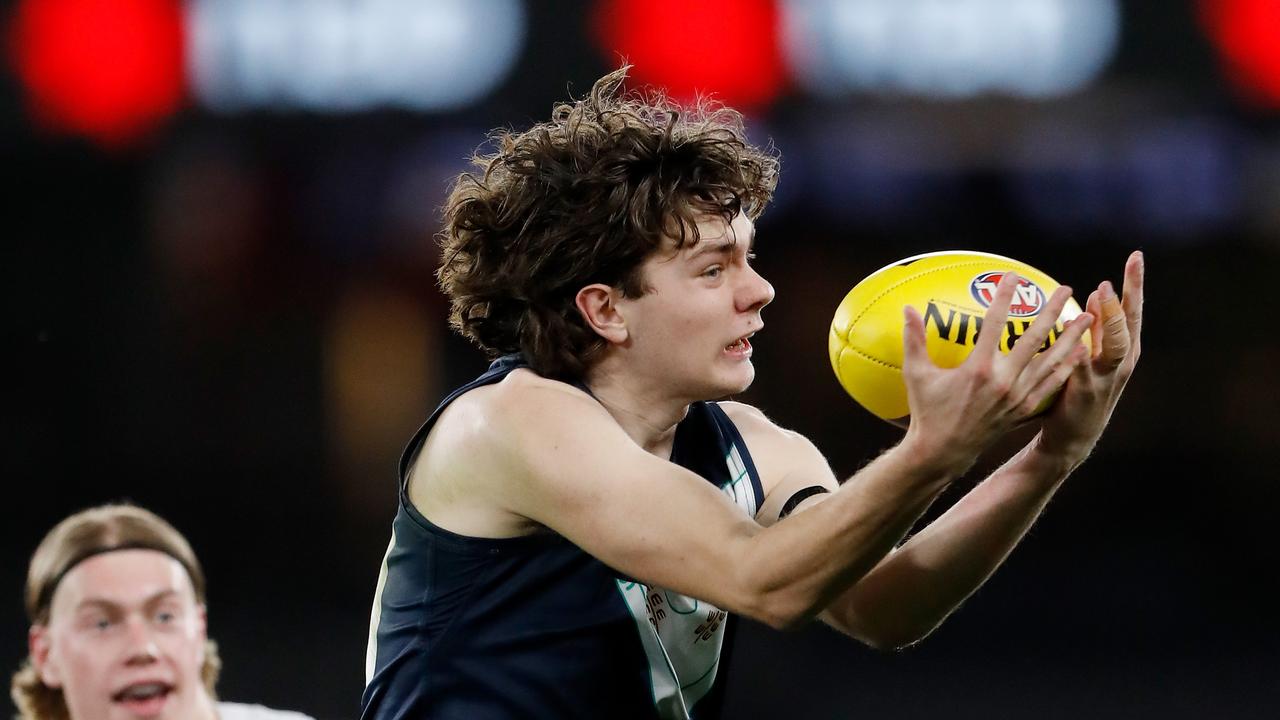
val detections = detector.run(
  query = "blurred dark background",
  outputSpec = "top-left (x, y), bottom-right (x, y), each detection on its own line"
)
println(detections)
top-left (4, 0), bottom-right (1278, 717)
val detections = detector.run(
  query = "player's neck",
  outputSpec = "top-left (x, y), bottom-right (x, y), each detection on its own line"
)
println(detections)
top-left (193, 689), bottom-right (220, 720)
top-left (583, 361), bottom-right (689, 459)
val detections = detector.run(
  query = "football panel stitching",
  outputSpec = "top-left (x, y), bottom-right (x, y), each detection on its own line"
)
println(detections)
top-left (848, 260), bottom-right (1015, 331)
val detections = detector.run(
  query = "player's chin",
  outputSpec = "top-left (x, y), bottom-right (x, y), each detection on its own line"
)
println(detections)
top-left (714, 357), bottom-right (756, 395)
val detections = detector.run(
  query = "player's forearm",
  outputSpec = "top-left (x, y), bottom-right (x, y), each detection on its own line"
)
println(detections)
top-left (739, 432), bottom-right (961, 630)
top-left (826, 433), bottom-right (1075, 648)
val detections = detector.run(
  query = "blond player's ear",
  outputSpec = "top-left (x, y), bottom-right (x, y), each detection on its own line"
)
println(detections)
top-left (30, 624), bottom-right (62, 688)
top-left (575, 284), bottom-right (628, 344)
top-left (195, 604), bottom-right (209, 667)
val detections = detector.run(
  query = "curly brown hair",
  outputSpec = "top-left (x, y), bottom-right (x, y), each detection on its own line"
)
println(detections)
top-left (437, 66), bottom-right (780, 379)
top-left (11, 505), bottom-right (221, 720)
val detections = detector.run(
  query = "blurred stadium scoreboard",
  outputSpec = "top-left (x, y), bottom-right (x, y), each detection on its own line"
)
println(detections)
top-left (7, 0), bottom-right (1278, 241)
top-left (19, 0), bottom-right (1270, 139)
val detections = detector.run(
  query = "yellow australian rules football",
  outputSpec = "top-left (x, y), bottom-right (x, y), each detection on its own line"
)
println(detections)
top-left (828, 251), bottom-right (1090, 425)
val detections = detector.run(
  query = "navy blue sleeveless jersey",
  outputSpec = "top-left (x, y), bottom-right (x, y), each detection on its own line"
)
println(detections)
top-left (361, 355), bottom-right (766, 720)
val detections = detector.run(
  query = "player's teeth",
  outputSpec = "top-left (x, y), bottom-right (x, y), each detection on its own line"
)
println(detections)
top-left (119, 683), bottom-right (167, 700)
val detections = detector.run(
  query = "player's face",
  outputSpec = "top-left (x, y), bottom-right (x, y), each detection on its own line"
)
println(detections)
top-left (31, 550), bottom-right (209, 720)
top-left (624, 210), bottom-right (774, 399)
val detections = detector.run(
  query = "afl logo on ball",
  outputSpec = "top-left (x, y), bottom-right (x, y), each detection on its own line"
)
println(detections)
top-left (970, 272), bottom-right (1045, 317)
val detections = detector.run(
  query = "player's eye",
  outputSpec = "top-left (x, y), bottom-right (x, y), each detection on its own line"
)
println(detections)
top-left (702, 265), bottom-right (723, 278)
top-left (92, 617), bottom-right (113, 631)
top-left (155, 611), bottom-right (176, 624)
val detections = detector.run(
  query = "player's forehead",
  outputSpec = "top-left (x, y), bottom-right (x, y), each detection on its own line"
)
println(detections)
top-left (662, 210), bottom-right (756, 260)
top-left (51, 549), bottom-right (194, 615)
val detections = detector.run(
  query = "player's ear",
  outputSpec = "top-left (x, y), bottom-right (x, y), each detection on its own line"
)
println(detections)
top-left (30, 624), bottom-right (62, 688)
top-left (575, 283), bottom-right (629, 344)
top-left (194, 603), bottom-right (209, 668)
top-left (196, 604), bottom-right (208, 641)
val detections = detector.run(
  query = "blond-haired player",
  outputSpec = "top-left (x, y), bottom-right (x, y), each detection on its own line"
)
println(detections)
top-left (12, 504), bottom-right (315, 720)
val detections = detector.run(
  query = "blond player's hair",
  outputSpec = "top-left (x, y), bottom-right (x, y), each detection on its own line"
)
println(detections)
top-left (10, 504), bottom-right (221, 720)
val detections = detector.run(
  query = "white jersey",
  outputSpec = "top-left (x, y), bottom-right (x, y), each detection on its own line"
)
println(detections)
top-left (217, 701), bottom-right (316, 720)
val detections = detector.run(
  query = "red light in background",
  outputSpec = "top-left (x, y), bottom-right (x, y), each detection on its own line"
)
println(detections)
top-left (1199, 0), bottom-right (1280, 107)
top-left (11, 0), bottom-right (185, 146)
top-left (591, 0), bottom-right (785, 111)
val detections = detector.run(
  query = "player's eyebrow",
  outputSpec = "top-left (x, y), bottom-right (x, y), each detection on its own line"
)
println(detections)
top-left (74, 589), bottom-right (180, 612)
top-left (687, 240), bottom-right (735, 261)
top-left (686, 227), bottom-right (756, 261)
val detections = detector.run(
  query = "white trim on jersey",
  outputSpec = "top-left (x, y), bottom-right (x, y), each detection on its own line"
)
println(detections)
top-left (365, 528), bottom-right (398, 687)
top-left (615, 579), bottom-right (692, 719)
top-left (721, 444), bottom-right (757, 517)
top-left (612, 438), bottom-right (763, 719)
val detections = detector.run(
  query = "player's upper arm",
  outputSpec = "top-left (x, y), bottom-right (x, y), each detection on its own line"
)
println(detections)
top-left (476, 374), bottom-right (767, 617)
top-left (720, 402), bottom-right (894, 645)
top-left (718, 401), bottom-right (840, 527)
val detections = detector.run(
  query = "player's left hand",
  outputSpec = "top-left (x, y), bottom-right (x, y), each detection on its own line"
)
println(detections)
top-left (1037, 250), bottom-right (1144, 464)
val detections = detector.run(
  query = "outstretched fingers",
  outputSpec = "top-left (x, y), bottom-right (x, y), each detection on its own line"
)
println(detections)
top-left (1007, 285), bottom-right (1073, 371)
top-left (1122, 250), bottom-right (1145, 353)
top-left (1081, 289), bottom-right (1103, 360)
top-left (972, 272), bottom-right (1019, 361)
top-left (902, 305), bottom-right (932, 378)
top-left (1015, 311), bottom-right (1093, 401)
top-left (1024, 343), bottom-right (1090, 411)
top-left (1096, 280), bottom-right (1130, 370)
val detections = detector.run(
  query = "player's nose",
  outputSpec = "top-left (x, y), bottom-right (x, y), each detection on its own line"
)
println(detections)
top-left (122, 618), bottom-right (160, 665)
top-left (739, 264), bottom-right (775, 312)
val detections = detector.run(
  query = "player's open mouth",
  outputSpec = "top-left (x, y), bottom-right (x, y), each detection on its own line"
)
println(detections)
top-left (724, 335), bottom-right (753, 355)
top-left (112, 681), bottom-right (174, 716)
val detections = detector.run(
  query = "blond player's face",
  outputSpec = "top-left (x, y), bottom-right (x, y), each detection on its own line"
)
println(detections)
top-left (31, 550), bottom-right (209, 720)
top-left (624, 210), bottom-right (774, 400)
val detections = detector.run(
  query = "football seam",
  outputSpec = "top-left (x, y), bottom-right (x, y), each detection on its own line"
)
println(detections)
top-left (847, 260), bottom-right (1009, 332)
top-left (841, 344), bottom-right (902, 371)
top-left (842, 261), bottom-right (1029, 370)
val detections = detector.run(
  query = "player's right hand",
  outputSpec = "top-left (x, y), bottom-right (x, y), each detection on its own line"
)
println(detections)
top-left (898, 272), bottom-right (1094, 473)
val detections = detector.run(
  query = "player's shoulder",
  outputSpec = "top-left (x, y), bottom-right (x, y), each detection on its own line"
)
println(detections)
top-left (716, 401), bottom-right (826, 475)
top-left (438, 368), bottom-right (609, 453)
top-left (468, 367), bottom-right (602, 425)
top-left (717, 401), bottom-right (807, 445)
top-left (716, 402), bottom-right (835, 500)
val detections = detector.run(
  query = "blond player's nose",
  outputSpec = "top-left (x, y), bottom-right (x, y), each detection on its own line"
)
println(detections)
top-left (122, 617), bottom-right (160, 664)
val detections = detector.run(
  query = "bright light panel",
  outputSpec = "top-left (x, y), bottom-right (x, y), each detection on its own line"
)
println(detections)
top-left (188, 0), bottom-right (526, 112)
top-left (782, 0), bottom-right (1120, 99)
